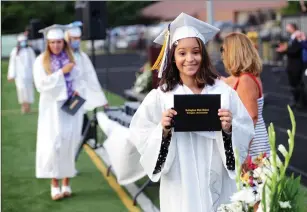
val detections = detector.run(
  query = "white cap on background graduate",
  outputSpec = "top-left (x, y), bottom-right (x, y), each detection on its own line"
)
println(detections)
top-left (66, 27), bottom-right (82, 37)
top-left (39, 24), bottom-right (68, 40)
top-left (17, 34), bottom-right (27, 42)
top-left (65, 21), bottom-right (83, 37)
top-left (151, 13), bottom-right (220, 78)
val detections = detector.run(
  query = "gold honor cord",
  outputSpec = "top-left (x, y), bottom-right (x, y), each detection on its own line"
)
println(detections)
top-left (151, 31), bottom-right (170, 71)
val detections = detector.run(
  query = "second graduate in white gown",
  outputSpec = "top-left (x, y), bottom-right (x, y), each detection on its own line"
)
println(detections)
top-left (65, 23), bottom-right (108, 112)
top-left (64, 23), bottom-right (108, 156)
top-left (129, 13), bottom-right (255, 212)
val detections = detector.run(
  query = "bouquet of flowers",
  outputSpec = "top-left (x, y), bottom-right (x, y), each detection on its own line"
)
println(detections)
top-left (218, 106), bottom-right (303, 212)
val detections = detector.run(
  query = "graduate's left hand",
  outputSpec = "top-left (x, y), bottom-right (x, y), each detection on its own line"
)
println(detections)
top-left (73, 91), bottom-right (79, 96)
top-left (218, 109), bottom-right (232, 133)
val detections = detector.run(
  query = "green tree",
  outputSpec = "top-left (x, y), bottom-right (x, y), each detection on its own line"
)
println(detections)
top-left (1, 1), bottom-right (155, 34)
top-left (106, 1), bottom-right (155, 27)
top-left (1, 1), bottom-right (75, 34)
top-left (281, 1), bottom-right (302, 16)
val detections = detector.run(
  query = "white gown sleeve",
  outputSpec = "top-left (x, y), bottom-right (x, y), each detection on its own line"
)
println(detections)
top-left (29, 48), bottom-right (36, 66)
top-left (7, 48), bottom-right (17, 80)
top-left (33, 55), bottom-right (68, 101)
top-left (29, 48), bottom-right (36, 80)
top-left (217, 89), bottom-right (255, 179)
top-left (81, 52), bottom-right (108, 111)
top-left (129, 89), bottom-right (176, 182)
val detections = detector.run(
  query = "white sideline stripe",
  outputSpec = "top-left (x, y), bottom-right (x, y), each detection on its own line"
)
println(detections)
top-left (288, 165), bottom-right (307, 179)
top-left (96, 67), bottom-right (140, 73)
top-left (265, 104), bottom-right (307, 118)
top-left (265, 92), bottom-right (292, 100)
top-left (95, 147), bottom-right (160, 212)
top-left (273, 126), bottom-right (307, 140)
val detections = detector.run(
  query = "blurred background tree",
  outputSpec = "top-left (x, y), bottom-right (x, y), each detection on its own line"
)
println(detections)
top-left (1, 2), bottom-right (75, 34)
top-left (281, 1), bottom-right (303, 16)
top-left (1, 1), bottom-right (155, 34)
top-left (3, 1), bottom-right (302, 35)
top-left (107, 1), bottom-right (155, 27)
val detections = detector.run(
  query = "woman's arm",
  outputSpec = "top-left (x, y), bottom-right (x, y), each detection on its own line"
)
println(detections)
top-left (235, 75), bottom-right (259, 126)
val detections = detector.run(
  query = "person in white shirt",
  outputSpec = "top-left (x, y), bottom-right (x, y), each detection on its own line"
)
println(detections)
top-left (129, 13), bottom-right (254, 212)
top-left (8, 34), bottom-right (36, 114)
top-left (33, 25), bottom-right (85, 200)
top-left (64, 22), bottom-right (108, 160)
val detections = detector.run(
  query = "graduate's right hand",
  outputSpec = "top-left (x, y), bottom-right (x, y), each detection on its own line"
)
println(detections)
top-left (7, 78), bottom-right (14, 82)
top-left (62, 63), bottom-right (75, 74)
top-left (161, 108), bottom-right (177, 132)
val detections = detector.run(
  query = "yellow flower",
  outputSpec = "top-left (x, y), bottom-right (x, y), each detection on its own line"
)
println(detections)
top-left (241, 172), bottom-right (250, 183)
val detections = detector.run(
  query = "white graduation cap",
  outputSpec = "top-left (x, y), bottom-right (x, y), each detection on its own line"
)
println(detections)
top-left (17, 34), bottom-right (27, 42)
top-left (39, 24), bottom-right (68, 40)
top-left (152, 13), bottom-right (220, 78)
top-left (65, 21), bottom-right (83, 38)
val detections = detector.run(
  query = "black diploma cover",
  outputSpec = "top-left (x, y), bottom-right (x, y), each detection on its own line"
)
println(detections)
top-left (173, 94), bottom-right (221, 132)
top-left (61, 95), bottom-right (86, 116)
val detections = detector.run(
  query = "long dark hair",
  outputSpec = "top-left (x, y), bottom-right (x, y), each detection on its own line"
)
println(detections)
top-left (158, 38), bottom-right (220, 92)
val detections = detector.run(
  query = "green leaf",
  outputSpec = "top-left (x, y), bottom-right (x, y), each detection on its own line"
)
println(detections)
top-left (262, 181), bottom-right (267, 212)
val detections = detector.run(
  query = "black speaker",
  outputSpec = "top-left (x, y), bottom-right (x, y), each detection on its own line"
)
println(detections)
top-left (75, 3), bottom-right (84, 22)
top-left (76, 1), bottom-right (107, 40)
top-left (28, 19), bottom-right (44, 40)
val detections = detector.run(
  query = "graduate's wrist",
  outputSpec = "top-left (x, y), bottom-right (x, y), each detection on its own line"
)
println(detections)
top-left (162, 128), bottom-right (171, 138)
top-left (222, 126), bottom-right (232, 134)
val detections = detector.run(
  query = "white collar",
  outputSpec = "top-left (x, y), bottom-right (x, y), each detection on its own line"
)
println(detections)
top-left (172, 79), bottom-right (223, 96)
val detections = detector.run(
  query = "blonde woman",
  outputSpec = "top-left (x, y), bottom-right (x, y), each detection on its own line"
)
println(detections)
top-left (33, 25), bottom-right (84, 200)
top-left (221, 32), bottom-right (270, 158)
top-left (8, 34), bottom-right (36, 113)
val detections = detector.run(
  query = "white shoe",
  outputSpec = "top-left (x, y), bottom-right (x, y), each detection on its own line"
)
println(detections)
top-left (51, 186), bottom-right (63, 200)
top-left (62, 185), bottom-right (72, 197)
top-left (305, 69), bottom-right (307, 76)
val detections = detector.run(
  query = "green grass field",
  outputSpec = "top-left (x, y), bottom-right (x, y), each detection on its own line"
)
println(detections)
top-left (1, 60), bottom-right (130, 212)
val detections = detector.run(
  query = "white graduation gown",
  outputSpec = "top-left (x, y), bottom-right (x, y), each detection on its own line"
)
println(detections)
top-left (74, 51), bottom-right (108, 112)
top-left (129, 79), bottom-right (255, 212)
top-left (97, 112), bottom-right (146, 185)
top-left (8, 47), bottom-right (36, 104)
top-left (33, 54), bottom-right (84, 179)
top-left (73, 51), bottom-right (108, 155)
